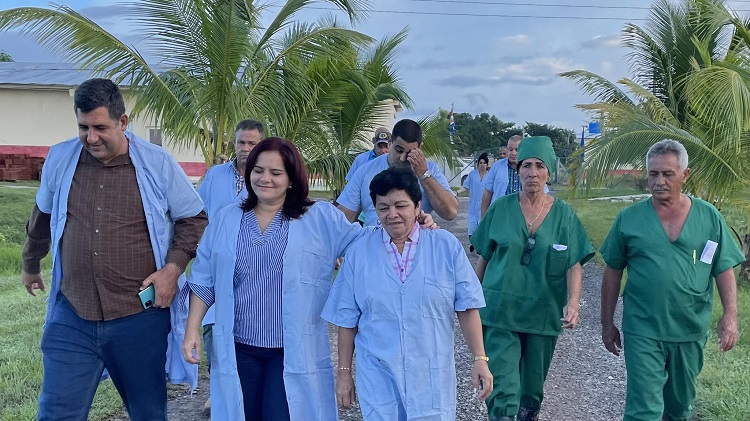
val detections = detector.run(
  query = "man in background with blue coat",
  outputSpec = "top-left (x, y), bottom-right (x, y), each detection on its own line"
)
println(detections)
top-left (196, 118), bottom-right (264, 414)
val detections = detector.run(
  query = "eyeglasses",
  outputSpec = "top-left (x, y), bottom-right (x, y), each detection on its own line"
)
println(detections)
top-left (521, 235), bottom-right (536, 266)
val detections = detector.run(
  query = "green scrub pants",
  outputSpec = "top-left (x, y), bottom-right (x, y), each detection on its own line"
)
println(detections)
top-left (483, 326), bottom-right (558, 418)
top-left (623, 333), bottom-right (706, 421)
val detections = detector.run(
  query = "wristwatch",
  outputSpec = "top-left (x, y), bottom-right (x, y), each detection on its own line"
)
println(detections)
top-left (419, 170), bottom-right (432, 180)
top-left (473, 355), bottom-right (490, 362)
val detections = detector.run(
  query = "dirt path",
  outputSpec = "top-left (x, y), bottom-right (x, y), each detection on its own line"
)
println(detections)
top-left (108, 196), bottom-right (626, 420)
top-left (433, 196), bottom-right (627, 420)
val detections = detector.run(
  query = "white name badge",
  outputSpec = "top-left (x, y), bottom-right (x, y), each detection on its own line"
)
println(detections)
top-left (700, 240), bottom-right (718, 264)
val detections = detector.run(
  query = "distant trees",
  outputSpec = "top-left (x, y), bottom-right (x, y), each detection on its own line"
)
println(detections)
top-left (0, 50), bottom-right (12, 62)
top-left (440, 109), bottom-right (577, 157)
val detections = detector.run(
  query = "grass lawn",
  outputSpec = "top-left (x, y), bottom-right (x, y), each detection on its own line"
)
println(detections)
top-left (0, 182), bottom-right (124, 420)
top-left (693, 283), bottom-right (750, 420)
top-left (0, 274), bottom-right (124, 420)
top-left (1, 181), bottom-right (748, 419)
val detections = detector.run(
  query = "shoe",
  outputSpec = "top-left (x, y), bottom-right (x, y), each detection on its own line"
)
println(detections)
top-left (517, 407), bottom-right (539, 421)
top-left (202, 397), bottom-right (210, 416)
top-left (470, 245), bottom-right (475, 253)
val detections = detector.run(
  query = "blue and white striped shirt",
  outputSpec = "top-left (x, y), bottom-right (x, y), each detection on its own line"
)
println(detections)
top-left (189, 209), bottom-right (288, 348)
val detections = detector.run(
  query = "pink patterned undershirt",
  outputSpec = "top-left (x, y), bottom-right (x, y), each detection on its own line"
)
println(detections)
top-left (381, 221), bottom-right (421, 283)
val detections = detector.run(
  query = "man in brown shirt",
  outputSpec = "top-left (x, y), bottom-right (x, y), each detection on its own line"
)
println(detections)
top-left (21, 78), bottom-right (207, 421)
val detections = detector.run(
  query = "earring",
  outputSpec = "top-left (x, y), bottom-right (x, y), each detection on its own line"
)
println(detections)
top-left (288, 185), bottom-right (292, 189)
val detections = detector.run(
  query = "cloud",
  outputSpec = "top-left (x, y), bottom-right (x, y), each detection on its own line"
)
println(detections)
top-left (435, 56), bottom-right (580, 88)
top-left (437, 75), bottom-right (499, 88)
top-left (495, 110), bottom-right (519, 121)
top-left (495, 56), bottom-right (582, 85)
top-left (463, 93), bottom-right (489, 108)
top-left (409, 58), bottom-right (476, 71)
top-left (581, 34), bottom-right (621, 49)
top-left (499, 34), bottom-right (532, 45)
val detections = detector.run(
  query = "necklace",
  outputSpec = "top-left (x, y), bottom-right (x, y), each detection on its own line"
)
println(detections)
top-left (524, 195), bottom-right (546, 229)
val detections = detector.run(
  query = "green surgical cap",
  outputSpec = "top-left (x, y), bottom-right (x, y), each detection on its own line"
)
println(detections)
top-left (516, 136), bottom-right (557, 178)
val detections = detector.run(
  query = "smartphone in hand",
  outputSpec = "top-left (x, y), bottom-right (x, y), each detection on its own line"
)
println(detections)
top-left (138, 284), bottom-right (155, 309)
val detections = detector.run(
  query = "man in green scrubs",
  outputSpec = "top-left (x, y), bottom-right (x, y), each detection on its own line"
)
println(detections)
top-left (600, 139), bottom-right (744, 421)
top-left (472, 136), bottom-right (595, 421)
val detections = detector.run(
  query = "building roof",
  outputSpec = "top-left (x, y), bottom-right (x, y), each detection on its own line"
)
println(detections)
top-left (0, 62), bottom-right (132, 87)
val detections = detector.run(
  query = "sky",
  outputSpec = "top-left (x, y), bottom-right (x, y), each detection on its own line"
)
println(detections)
top-left (2, 0), bottom-right (750, 134)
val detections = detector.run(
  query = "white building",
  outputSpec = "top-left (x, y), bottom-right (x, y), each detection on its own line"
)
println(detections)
top-left (0, 62), bottom-right (401, 179)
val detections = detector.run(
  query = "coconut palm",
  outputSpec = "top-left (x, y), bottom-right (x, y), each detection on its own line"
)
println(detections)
top-left (560, 0), bottom-right (750, 275)
top-left (560, 0), bottom-right (750, 200)
top-left (280, 28), bottom-right (415, 193)
top-left (276, 26), bottom-right (459, 194)
top-left (0, 0), bottom-right (371, 165)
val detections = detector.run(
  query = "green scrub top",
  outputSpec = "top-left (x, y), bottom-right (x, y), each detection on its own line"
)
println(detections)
top-left (600, 197), bottom-right (745, 342)
top-left (472, 194), bottom-right (595, 336)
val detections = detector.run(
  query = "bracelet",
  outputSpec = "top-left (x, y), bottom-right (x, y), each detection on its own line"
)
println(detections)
top-left (338, 367), bottom-right (351, 371)
top-left (473, 355), bottom-right (490, 362)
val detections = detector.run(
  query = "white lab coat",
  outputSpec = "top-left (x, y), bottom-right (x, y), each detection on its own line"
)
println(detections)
top-left (462, 169), bottom-right (484, 235)
top-left (196, 161), bottom-right (247, 326)
top-left (36, 133), bottom-right (204, 388)
top-left (188, 201), bottom-right (363, 420)
top-left (322, 228), bottom-right (486, 420)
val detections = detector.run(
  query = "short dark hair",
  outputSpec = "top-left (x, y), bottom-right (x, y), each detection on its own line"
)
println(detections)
top-left (241, 137), bottom-right (314, 219)
top-left (391, 119), bottom-right (423, 145)
top-left (478, 152), bottom-right (489, 164)
top-left (73, 78), bottom-right (126, 120)
top-left (369, 166), bottom-right (422, 207)
top-left (235, 119), bottom-right (264, 135)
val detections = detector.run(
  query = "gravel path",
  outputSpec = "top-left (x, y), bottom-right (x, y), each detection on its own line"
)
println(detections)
top-left (110, 196), bottom-right (626, 420)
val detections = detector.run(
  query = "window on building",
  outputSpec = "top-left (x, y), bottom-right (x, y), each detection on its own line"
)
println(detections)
top-left (149, 128), bottom-right (163, 146)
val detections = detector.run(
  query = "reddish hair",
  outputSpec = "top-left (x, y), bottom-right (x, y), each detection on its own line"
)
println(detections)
top-left (241, 137), bottom-right (314, 219)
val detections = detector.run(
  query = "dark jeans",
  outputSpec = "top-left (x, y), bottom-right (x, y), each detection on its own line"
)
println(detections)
top-left (235, 342), bottom-right (290, 421)
top-left (38, 294), bottom-right (170, 421)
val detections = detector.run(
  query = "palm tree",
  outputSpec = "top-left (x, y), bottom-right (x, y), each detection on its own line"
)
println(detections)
top-left (559, 0), bottom-right (750, 202)
top-left (560, 0), bottom-right (750, 276)
top-left (0, 0), bottom-right (371, 165)
top-left (280, 28), bottom-right (415, 193)
top-left (274, 26), bottom-right (459, 194)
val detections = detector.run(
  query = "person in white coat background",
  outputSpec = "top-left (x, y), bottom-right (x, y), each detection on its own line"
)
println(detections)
top-left (457, 152), bottom-right (489, 252)
top-left (323, 166), bottom-right (493, 421)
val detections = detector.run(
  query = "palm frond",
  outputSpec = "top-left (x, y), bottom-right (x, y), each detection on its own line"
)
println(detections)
top-left (576, 115), bottom-right (748, 207)
top-left (558, 70), bottom-right (635, 106)
top-left (417, 112), bottom-right (460, 169)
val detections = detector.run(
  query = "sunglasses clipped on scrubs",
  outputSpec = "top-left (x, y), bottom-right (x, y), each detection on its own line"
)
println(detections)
top-left (521, 235), bottom-right (536, 266)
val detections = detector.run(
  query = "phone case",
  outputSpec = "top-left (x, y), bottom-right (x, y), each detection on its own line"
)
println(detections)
top-left (138, 285), bottom-right (155, 309)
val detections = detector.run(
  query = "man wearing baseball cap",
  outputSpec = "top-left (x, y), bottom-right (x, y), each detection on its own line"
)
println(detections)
top-left (345, 127), bottom-right (391, 181)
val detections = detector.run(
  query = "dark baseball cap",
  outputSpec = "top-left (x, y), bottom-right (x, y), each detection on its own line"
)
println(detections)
top-left (373, 127), bottom-right (392, 145)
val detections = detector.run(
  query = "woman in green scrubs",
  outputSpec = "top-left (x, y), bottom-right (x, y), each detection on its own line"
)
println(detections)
top-left (471, 136), bottom-right (595, 421)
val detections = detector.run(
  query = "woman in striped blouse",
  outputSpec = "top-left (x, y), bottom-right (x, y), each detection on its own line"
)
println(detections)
top-left (181, 137), bottom-right (361, 421)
